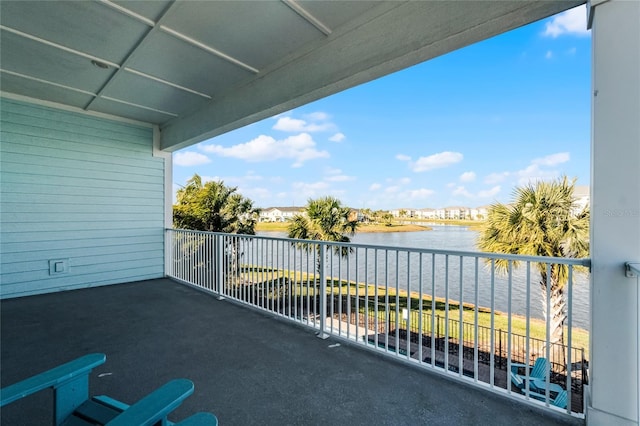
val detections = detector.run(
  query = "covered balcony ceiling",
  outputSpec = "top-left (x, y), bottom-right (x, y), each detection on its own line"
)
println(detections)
top-left (0, 0), bottom-right (582, 151)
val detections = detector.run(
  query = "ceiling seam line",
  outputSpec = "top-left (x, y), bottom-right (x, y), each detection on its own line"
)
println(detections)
top-left (101, 96), bottom-right (178, 117)
top-left (159, 25), bottom-right (260, 74)
top-left (123, 68), bottom-right (212, 99)
top-left (0, 25), bottom-right (120, 69)
top-left (0, 69), bottom-right (97, 97)
top-left (96, 0), bottom-right (156, 27)
top-left (83, 1), bottom-right (181, 114)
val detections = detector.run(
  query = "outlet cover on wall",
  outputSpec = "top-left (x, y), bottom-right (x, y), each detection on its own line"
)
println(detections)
top-left (49, 259), bottom-right (69, 275)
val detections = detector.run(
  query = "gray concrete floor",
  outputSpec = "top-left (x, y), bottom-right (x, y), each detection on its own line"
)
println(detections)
top-left (1, 278), bottom-right (582, 425)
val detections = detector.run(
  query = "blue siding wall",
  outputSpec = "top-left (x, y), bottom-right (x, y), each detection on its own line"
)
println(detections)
top-left (0, 98), bottom-right (166, 298)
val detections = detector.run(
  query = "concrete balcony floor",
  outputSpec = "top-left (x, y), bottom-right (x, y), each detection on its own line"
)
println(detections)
top-left (1, 278), bottom-right (581, 426)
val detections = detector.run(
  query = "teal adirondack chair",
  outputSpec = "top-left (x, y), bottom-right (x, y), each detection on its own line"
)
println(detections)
top-left (0, 353), bottom-right (218, 426)
top-left (529, 389), bottom-right (568, 409)
top-left (511, 357), bottom-right (550, 383)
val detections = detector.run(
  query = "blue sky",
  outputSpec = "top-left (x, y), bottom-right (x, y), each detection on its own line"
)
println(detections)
top-left (173, 6), bottom-right (591, 211)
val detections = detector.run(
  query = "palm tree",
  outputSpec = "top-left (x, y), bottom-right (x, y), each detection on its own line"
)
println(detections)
top-left (173, 174), bottom-right (260, 234)
top-left (477, 176), bottom-right (589, 365)
top-left (173, 174), bottom-right (261, 286)
top-left (288, 196), bottom-right (359, 274)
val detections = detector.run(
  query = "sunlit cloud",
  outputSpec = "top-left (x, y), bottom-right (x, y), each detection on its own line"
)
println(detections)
top-left (532, 152), bottom-right (570, 167)
top-left (543, 6), bottom-right (589, 38)
top-left (173, 151), bottom-right (210, 166)
top-left (329, 132), bottom-right (346, 142)
top-left (484, 172), bottom-right (510, 185)
top-left (478, 186), bottom-right (501, 198)
top-left (398, 151), bottom-right (463, 172)
top-left (453, 186), bottom-right (473, 197)
top-left (200, 133), bottom-right (329, 168)
top-left (369, 183), bottom-right (382, 191)
top-left (460, 171), bottom-right (476, 182)
top-left (273, 112), bottom-right (335, 133)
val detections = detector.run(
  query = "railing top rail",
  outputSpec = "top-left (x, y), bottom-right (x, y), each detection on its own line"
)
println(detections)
top-left (167, 228), bottom-right (591, 267)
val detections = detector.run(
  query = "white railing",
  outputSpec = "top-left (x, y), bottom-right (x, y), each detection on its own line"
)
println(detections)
top-left (166, 228), bottom-right (590, 418)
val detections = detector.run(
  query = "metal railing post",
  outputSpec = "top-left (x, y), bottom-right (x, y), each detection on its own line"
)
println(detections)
top-left (216, 234), bottom-right (225, 300)
top-left (317, 243), bottom-right (329, 339)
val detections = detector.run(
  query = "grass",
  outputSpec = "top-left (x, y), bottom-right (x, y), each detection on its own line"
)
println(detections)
top-left (232, 266), bottom-right (590, 359)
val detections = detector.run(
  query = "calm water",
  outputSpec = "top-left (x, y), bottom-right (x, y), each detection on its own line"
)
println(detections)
top-left (257, 225), bottom-right (589, 329)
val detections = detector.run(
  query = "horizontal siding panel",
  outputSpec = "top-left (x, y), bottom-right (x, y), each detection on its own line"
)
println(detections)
top-left (1, 127), bottom-right (150, 156)
top-left (1, 139), bottom-right (163, 170)
top-left (2, 202), bottom-right (162, 215)
top-left (1, 184), bottom-right (162, 201)
top-left (1, 108), bottom-right (152, 146)
top-left (1, 174), bottom-right (163, 193)
top-left (1, 194), bottom-right (163, 207)
top-left (1, 257), bottom-right (164, 286)
top-left (2, 212), bottom-right (165, 223)
top-left (0, 98), bottom-right (166, 298)
top-left (1, 249), bottom-right (164, 274)
top-left (1, 242), bottom-right (163, 263)
top-left (1, 268), bottom-right (164, 299)
top-left (1, 219), bottom-right (163, 233)
top-left (1, 98), bottom-right (151, 139)
top-left (0, 229), bottom-right (163, 244)
top-left (1, 151), bottom-right (162, 180)
top-left (1, 161), bottom-right (163, 184)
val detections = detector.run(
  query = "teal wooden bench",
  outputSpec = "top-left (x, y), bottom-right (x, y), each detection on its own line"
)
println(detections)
top-left (0, 353), bottom-right (218, 426)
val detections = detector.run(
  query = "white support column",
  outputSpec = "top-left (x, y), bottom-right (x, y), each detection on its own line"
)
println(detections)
top-left (153, 125), bottom-right (173, 276)
top-left (588, 0), bottom-right (640, 424)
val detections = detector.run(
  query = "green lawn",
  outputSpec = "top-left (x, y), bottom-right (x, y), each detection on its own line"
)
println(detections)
top-left (233, 266), bottom-right (589, 359)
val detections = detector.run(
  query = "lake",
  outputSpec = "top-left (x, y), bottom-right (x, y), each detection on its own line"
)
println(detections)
top-left (257, 225), bottom-right (590, 329)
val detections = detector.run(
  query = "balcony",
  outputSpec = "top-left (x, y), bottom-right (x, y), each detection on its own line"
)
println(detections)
top-left (2, 275), bottom-right (584, 425)
top-left (156, 229), bottom-right (588, 419)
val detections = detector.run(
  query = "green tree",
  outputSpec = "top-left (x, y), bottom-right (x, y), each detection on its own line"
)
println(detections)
top-left (173, 174), bottom-right (260, 234)
top-left (477, 176), bottom-right (589, 365)
top-left (288, 196), bottom-right (359, 273)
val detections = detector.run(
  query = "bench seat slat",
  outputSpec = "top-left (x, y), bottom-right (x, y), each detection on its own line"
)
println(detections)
top-left (68, 399), bottom-right (123, 425)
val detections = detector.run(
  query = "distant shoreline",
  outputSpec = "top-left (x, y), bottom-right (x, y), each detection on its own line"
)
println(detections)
top-left (255, 222), bottom-right (431, 233)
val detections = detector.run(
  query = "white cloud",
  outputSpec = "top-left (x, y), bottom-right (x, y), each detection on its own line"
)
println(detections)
top-left (410, 151), bottom-right (463, 172)
top-left (460, 171), bottom-right (476, 182)
top-left (452, 186), bottom-right (473, 198)
top-left (478, 186), bottom-right (501, 198)
top-left (543, 6), bottom-right (589, 38)
top-left (273, 114), bottom-right (334, 133)
top-left (545, 50), bottom-right (553, 60)
top-left (532, 152), bottom-right (570, 166)
top-left (484, 172), bottom-right (510, 185)
top-left (173, 151), bottom-right (210, 166)
top-left (200, 133), bottom-right (329, 167)
top-left (516, 164), bottom-right (561, 185)
top-left (405, 188), bottom-right (435, 200)
top-left (369, 183), bottom-right (382, 191)
top-left (396, 154), bottom-right (411, 161)
top-left (329, 132), bottom-right (346, 142)
top-left (305, 112), bottom-right (330, 121)
top-left (291, 181), bottom-right (345, 200)
top-left (326, 174), bottom-right (354, 182)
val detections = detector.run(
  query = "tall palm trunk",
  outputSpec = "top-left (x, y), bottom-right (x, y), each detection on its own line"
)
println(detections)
top-left (539, 271), bottom-right (567, 370)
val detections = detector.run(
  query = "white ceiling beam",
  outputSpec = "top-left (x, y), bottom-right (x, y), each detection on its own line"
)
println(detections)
top-left (0, 25), bottom-right (120, 69)
top-left (159, 26), bottom-right (259, 74)
top-left (282, 0), bottom-right (332, 36)
top-left (160, 0), bottom-right (584, 152)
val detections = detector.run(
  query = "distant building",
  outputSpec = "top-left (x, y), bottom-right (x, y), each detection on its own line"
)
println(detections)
top-left (259, 207), bottom-right (304, 222)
